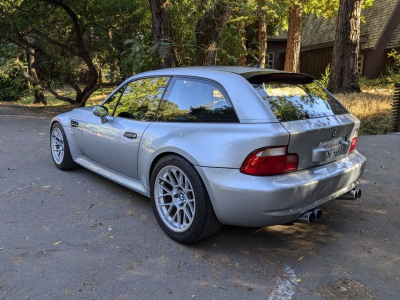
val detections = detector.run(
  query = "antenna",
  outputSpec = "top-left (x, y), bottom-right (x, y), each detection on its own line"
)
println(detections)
top-left (255, 55), bottom-right (264, 68)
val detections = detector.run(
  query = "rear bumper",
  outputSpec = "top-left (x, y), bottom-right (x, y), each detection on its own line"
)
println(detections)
top-left (196, 151), bottom-right (366, 227)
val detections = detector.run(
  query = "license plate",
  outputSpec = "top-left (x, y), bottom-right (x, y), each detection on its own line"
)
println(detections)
top-left (320, 138), bottom-right (343, 162)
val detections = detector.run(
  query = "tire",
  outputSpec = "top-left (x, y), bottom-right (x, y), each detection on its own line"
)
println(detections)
top-left (150, 155), bottom-right (223, 243)
top-left (50, 122), bottom-right (78, 171)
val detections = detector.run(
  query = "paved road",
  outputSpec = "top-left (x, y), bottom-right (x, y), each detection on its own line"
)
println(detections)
top-left (1, 106), bottom-right (399, 300)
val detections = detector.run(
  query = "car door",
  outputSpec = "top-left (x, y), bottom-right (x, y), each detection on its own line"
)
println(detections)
top-left (82, 77), bottom-right (170, 179)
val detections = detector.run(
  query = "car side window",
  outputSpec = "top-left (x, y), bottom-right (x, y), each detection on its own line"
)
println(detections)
top-left (156, 78), bottom-right (237, 122)
top-left (113, 77), bottom-right (170, 121)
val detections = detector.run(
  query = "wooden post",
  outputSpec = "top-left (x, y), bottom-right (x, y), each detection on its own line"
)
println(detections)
top-left (394, 83), bottom-right (400, 132)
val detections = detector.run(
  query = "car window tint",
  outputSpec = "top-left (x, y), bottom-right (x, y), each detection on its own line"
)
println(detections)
top-left (157, 78), bottom-right (236, 122)
top-left (103, 85), bottom-right (125, 115)
top-left (253, 82), bottom-right (348, 122)
top-left (113, 77), bottom-right (169, 121)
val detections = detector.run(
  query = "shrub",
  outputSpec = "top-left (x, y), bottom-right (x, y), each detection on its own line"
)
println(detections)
top-left (317, 64), bottom-right (330, 88)
top-left (0, 73), bottom-right (28, 102)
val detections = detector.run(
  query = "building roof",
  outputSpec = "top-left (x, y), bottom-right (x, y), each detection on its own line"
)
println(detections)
top-left (301, 0), bottom-right (399, 50)
top-left (387, 22), bottom-right (400, 48)
top-left (268, 29), bottom-right (288, 41)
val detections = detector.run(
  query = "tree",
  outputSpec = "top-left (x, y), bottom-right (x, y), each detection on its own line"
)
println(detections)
top-left (195, 0), bottom-right (232, 65)
top-left (148, 0), bottom-right (178, 68)
top-left (18, 41), bottom-right (46, 104)
top-left (327, 0), bottom-right (361, 93)
top-left (284, 2), bottom-right (302, 73)
top-left (282, 0), bottom-right (345, 73)
top-left (0, 0), bottom-right (143, 106)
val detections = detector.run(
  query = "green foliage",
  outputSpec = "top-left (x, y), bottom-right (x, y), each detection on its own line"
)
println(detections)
top-left (0, 45), bottom-right (28, 102)
top-left (316, 64), bottom-right (330, 88)
top-left (0, 73), bottom-right (28, 102)
top-left (388, 49), bottom-right (400, 73)
top-left (120, 37), bottom-right (158, 76)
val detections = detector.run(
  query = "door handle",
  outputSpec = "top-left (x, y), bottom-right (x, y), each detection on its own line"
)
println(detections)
top-left (124, 132), bottom-right (137, 139)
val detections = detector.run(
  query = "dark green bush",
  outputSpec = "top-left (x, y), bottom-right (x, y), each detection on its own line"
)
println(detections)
top-left (0, 73), bottom-right (29, 102)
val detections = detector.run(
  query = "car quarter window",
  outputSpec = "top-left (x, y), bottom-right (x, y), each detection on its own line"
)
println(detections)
top-left (102, 85), bottom-right (126, 115)
top-left (156, 78), bottom-right (237, 122)
top-left (112, 77), bottom-right (170, 121)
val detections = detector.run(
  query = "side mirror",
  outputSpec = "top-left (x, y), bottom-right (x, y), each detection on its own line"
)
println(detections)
top-left (93, 105), bottom-right (109, 123)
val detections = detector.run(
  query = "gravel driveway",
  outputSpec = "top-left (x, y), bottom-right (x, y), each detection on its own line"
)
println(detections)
top-left (1, 106), bottom-right (399, 300)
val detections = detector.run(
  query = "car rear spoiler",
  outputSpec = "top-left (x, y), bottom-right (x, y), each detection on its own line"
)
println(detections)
top-left (243, 72), bottom-right (315, 85)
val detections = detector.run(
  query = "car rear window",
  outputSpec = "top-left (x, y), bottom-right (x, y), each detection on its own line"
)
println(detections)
top-left (252, 80), bottom-right (348, 122)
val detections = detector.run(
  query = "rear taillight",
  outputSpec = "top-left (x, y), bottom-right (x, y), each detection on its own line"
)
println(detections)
top-left (240, 146), bottom-right (298, 176)
top-left (349, 137), bottom-right (358, 154)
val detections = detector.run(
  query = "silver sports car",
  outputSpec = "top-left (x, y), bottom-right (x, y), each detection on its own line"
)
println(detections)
top-left (50, 66), bottom-right (366, 243)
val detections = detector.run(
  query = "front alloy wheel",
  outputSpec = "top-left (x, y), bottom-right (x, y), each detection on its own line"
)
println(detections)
top-left (50, 123), bottom-right (77, 170)
top-left (51, 127), bottom-right (65, 164)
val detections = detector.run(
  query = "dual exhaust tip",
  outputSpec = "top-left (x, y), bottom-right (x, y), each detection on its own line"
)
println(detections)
top-left (297, 209), bottom-right (323, 224)
top-left (296, 188), bottom-right (362, 224)
top-left (337, 188), bottom-right (362, 200)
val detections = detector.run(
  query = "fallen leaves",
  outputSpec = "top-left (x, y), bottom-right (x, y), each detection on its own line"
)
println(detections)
top-left (212, 285), bottom-right (226, 290)
top-left (53, 241), bottom-right (62, 245)
top-left (296, 278), bottom-right (301, 283)
top-left (298, 256), bottom-right (305, 261)
top-left (108, 235), bottom-right (114, 239)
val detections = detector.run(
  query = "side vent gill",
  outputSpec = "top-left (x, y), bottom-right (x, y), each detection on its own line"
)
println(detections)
top-left (70, 119), bottom-right (83, 130)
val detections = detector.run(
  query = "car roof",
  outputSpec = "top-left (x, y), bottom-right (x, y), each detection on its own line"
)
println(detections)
top-left (137, 66), bottom-right (285, 78)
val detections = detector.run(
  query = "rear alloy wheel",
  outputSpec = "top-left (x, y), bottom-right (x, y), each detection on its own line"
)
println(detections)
top-left (155, 165), bottom-right (196, 232)
top-left (50, 123), bottom-right (77, 170)
top-left (151, 155), bottom-right (223, 243)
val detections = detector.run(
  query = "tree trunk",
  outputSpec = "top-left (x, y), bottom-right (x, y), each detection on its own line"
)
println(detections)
top-left (33, 85), bottom-right (46, 105)
top-left (284, 3), bottom-right (302, 73)
top-left (99, 65), bottom-right (103, 84)
top-left (26, 43), bottom-right (46, 105)
top-left (327, 0), bottom-right (361, 93)
top-left (78, 64), bottom-right (90, 84)
top-left (258, 12), bottom-right (268, 68)
top-left (148, 0), bottom-right (178, 68)
top-left (195, 1), bottom-right (232, 66)
top-left (237, 21), bottom-right (247, 66)
top-left (108, 28), bottom-right (117, 81)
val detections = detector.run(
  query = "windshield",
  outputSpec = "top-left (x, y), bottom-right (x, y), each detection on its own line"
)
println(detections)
top-left (252, 81), bottom-right (348, 122)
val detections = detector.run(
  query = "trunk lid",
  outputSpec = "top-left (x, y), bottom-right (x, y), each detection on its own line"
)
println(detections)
top-left (247, 72), bottom-right (360, 170)
top-left (281, 115), bottom-right (359, 170)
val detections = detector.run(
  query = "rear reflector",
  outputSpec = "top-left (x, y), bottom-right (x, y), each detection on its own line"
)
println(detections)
top-left (349, 137), bottom-right (358, 154)
top-left (240, 146), bottom-right (298, 176)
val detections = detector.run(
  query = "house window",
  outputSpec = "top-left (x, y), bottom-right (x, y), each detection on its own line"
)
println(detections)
top-left (357, 54), bottom-right (364, 74)
top-left (267, 52), bottom-right (274, 68)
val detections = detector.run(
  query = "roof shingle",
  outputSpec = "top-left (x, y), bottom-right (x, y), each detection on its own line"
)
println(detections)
top-left (301, 0), bottom-right (399, 50)
top-left (387, 22), bottom-right (400, 48)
